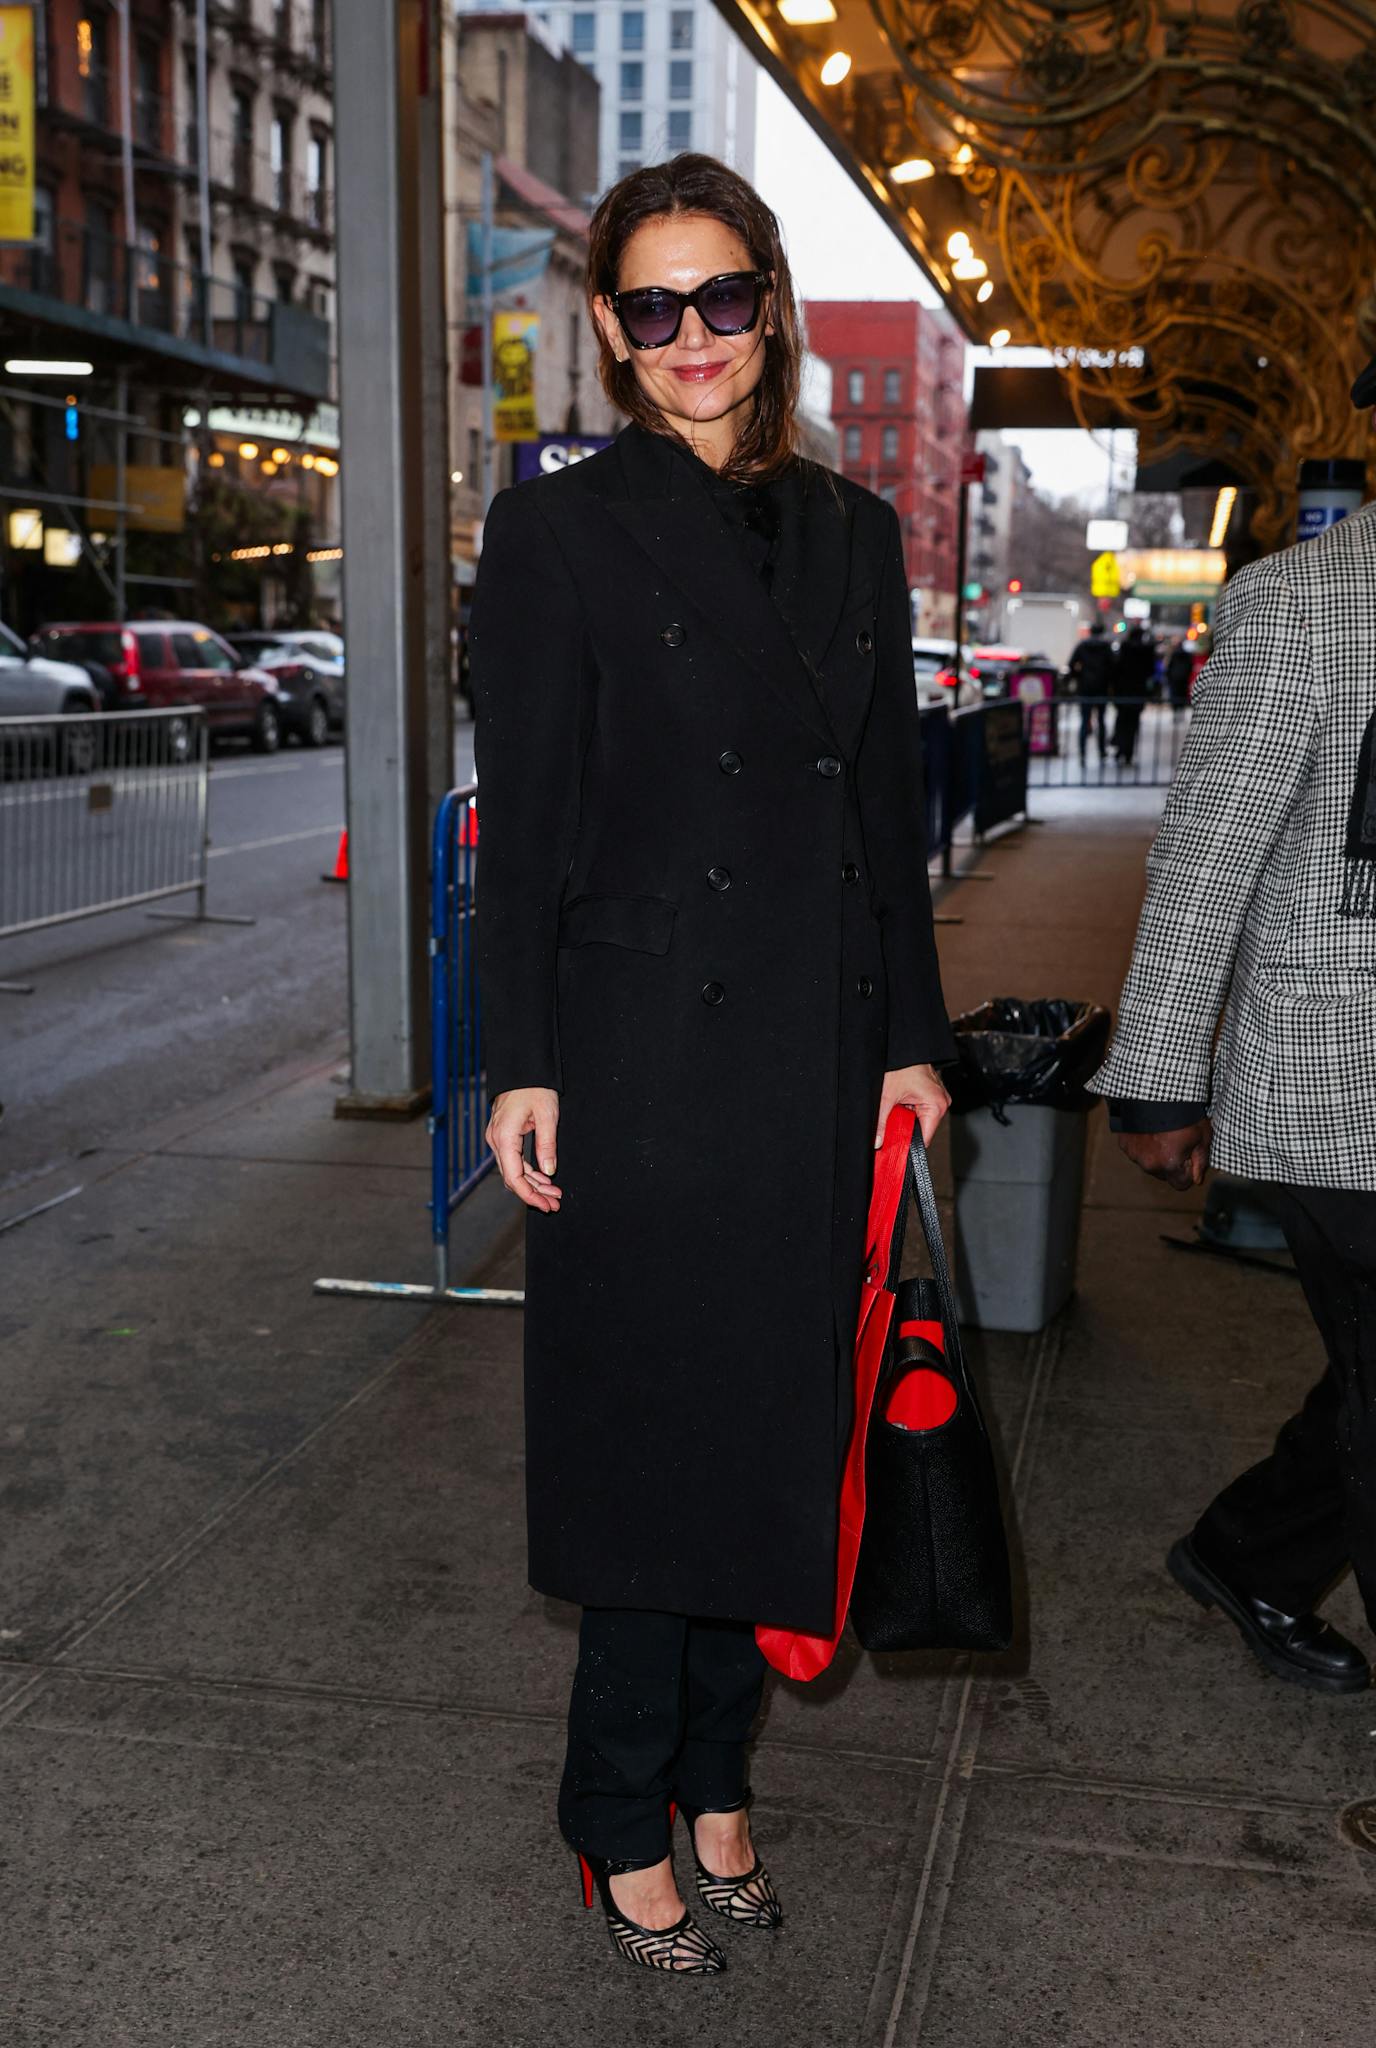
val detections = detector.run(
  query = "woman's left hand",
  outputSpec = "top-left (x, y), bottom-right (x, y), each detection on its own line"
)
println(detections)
top-left (875, 1063), bottom-right (951, 1150)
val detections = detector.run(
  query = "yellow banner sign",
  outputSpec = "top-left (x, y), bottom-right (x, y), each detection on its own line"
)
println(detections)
top-left (1118, 547), bottom-right (1226, 590)
top-left (0, 4), bottom-right (35, 243)
top-left (89, 465), bottom-right (187, 533)
top-left (492, 311), bottom-right (539, 443)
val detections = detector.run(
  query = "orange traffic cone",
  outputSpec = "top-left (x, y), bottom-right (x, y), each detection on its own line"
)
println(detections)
top-left (322, 828), bottom-right (348, 884)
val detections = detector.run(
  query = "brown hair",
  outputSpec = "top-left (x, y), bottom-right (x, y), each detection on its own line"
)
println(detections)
top-left (586, 153), bottom-right (803, 482)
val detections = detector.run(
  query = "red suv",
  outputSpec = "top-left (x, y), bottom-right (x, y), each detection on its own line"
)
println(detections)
top-left (29, 620), bottom-right (285, 752)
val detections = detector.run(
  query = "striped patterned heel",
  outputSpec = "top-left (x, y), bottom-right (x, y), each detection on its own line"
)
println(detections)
top-left (576, 1839), bottom-right (727, 1974)
top-left (676, 1793), bottom-right (784, 1929)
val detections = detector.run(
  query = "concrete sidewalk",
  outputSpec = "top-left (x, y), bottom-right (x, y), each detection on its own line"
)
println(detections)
top-left (4, 792), bottom-right (1374, 2047)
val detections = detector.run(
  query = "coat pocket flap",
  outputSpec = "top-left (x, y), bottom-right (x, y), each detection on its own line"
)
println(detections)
top-left (558, 894), bottom-right (678, 954)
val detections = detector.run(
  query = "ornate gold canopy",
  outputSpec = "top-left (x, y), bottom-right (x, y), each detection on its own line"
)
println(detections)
top-left (719, 0), bottom-right (1376, 537)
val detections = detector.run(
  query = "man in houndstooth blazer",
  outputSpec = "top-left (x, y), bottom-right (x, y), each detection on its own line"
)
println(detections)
top-left (1090, 369), bottom-right (1376, 1697)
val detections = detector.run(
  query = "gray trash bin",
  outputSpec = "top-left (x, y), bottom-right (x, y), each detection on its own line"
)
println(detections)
top-left (944, 997), bottom-right (1110, 1334)
top-left (951, 1104), bottom-right (1089, 1332)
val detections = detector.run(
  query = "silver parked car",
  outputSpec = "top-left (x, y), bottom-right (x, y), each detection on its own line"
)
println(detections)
top-left (0, 621), bottom-right (102, 773)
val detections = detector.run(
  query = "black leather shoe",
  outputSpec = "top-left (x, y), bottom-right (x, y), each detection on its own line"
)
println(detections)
top-left (1168, 1536), bottom-right (1371, 1695)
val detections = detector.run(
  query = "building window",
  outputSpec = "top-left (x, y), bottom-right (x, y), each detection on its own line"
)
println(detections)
top-left (669, 59), bottom-right (692, 99)
top-left (618, 157), bottom-right (641, 178)
top-left (881, 424), bottom-right (899, 463)
top-left (232, 250), bottom-right (257, 328)
top-left (879, 484), bottom-right (898, 506)
top-left (84, 198), bottom-right (114, 314)
top-left (30, 184), bottom-right (55, 292)
top-left (231, 84), bottom-right (255, 193)
top-left (270, 109), bottom-right (293, 213)
top-left (618, 110), bottom-right (642, 151)
top-left (76, 11), bottom-right (110, 126)
top-left (274, 262), bottom-right (296, 303)
top-left (306, 127), bottom-right (329, 229)
top-left (309, 0), bottom-right (329, 64)
top-left (620, 61), bottom-right (643, 100)
top-left (621, 10), bottom-right (644, 52)
top-left (134, 39), bottom-right (161, 150)
top-left (883, 368), bottom-right (902, 404)
top-left (843, 424), bottom-right (862, 463)
top-left (670, 8), bottom-right (694, 48)
top-left (468, 427), bottom-right (481, 481)
top-left (667, 109), bottom-right (692, 150)
top-left (847, 368), bottom-right (864, 405)
top-left (571, 10), bottom-right (596, 54)
top-left (273, 0), bottom-right (293, 45)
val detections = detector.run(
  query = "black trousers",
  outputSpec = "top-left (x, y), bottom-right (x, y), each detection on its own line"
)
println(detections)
top-left (558, 1608), bottom-right (767, 1866)
top-left (1194, 1183), bottom-right (1376, 1624)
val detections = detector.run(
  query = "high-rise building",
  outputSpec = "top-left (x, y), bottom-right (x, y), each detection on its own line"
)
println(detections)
top-left (456, 0), bottom-right (756, 196)
top-left (804, 300), bottom-right (967, 637)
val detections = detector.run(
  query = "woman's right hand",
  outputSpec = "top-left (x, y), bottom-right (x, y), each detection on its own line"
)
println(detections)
top-left (486, 1087), bottom-right (563, 1212)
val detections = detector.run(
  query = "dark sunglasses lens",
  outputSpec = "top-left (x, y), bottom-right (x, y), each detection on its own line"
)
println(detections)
top-left (619, 289), bottom-right (681, 348)
top-left (699, 275), bottom-right (759, 333)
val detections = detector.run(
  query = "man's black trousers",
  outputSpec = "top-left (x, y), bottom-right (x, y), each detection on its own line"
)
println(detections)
top-left (1194, 1183), bottom-right (1376, 1623)
top-left (558, 1608), bottom-right (766, 1866)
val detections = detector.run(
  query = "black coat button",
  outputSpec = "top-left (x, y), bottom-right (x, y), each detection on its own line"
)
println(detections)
top-left (719, 750), bottom-right (742, 775)
top-left (817, 756), bottom-right (842, 779)
top-left (858, 975), bottom-right (874, 998)
top-left (842, 862), bottom-right (860, 884)
top-left (661, 623), bottom-right (686, 647)
top-left (706, 867), bottom-right (731, 891)
top-left (701, 981), bottom-right (725, 1005)
top-left (856, 628), bottom-right (874, 655)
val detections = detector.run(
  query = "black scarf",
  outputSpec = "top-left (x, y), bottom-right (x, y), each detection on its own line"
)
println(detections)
top-left (1340, 708), bottom-right (1376, 918)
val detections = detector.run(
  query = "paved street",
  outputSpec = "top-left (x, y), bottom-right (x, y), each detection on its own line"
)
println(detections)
top-left (0, 726), bottom-right (476, 1200)
top-left (3, 784), bottom-right (1373, 2047)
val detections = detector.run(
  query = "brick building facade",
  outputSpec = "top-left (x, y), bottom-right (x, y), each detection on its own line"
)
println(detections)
top-left (803, 300), bottom-right (966, 637)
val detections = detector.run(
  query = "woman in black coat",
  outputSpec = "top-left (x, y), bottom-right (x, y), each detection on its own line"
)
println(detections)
top-left (470, 154), bottom-right (953, 1975)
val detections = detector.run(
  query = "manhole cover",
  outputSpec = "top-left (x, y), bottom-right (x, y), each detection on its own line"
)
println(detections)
top-left (1338, 1800), bottom-right (1376, 1852)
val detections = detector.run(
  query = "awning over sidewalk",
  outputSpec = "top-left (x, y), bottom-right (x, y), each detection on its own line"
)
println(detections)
top-left (712, 0), bottom-right (1376, 538)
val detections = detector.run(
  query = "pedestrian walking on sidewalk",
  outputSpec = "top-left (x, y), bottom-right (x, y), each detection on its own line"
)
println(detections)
top-left (1067, 620), bottom-right (1112, 760)
top-left (1090, 351), bottom-right (1376, 1699)
top-left (469, 154), bottom-right (954, 1975)
top-left (1109, 622), bottom-right (1154, 766)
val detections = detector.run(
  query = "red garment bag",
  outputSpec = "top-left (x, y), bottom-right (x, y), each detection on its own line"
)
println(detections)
top-left (755, 1105), bottom-right (917, 1681)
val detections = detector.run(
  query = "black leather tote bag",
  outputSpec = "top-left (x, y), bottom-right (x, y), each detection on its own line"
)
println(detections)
top-left (850, 1132), bottom-right (1014, 1653)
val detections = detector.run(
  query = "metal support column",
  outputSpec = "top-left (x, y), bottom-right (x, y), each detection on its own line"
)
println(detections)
top-left (332, 0), bottom-right (449, 1115)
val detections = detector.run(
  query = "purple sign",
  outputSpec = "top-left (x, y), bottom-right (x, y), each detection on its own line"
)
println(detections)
top-left (512, 434), bottom-right (614, 485)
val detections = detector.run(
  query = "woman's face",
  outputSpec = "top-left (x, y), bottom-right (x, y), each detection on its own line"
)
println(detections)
top-left (594, 211), bottom-right (773, 443)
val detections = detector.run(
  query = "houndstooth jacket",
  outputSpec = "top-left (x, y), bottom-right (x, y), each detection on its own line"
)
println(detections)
top-left (1089, 500), bottom-right (1376, 1190)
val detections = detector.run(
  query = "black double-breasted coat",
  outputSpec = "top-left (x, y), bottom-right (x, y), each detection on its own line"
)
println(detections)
top-left (469, 422), bottom-right (953, 1635)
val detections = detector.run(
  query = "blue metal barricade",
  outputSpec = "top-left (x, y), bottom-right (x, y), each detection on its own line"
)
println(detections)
top-left (429, 780), bottom-right (503, 1293)
top-left (314, 782), bottom-right (521, 1306)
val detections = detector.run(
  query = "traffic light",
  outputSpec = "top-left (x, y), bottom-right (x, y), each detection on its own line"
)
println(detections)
top-left (1007, 577), bottom-right (1023, 593)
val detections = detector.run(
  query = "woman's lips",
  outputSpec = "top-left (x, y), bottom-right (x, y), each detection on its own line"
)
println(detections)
top-left (670, 361), bottom-right (729, 383)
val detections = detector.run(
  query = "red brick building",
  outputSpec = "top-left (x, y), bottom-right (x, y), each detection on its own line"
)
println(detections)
top-left (803, 300), bottom-right (966, 636)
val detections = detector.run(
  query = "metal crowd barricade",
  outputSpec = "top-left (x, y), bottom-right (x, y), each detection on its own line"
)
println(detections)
top-left (0, 709), bottom-right (251, 993)
top-left (313, 783), bottom-right (521, 1308)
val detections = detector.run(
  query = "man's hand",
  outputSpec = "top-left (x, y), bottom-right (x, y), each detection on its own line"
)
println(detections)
top-left (1117, 1118), bottom-right (1213, 1193)
top-left (486, 1086), bottom-right (562, 1212)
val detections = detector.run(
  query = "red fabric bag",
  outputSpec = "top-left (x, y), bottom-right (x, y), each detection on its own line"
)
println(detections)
top-left (755, 1105), bottom-right (917, 1681)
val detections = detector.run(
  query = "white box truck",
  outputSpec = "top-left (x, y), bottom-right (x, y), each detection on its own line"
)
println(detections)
top-left (1000, 592), bottom-right (1089, 672)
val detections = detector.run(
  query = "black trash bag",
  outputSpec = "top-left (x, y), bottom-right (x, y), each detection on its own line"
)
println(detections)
top-left (943, 997), bottom-right (1111, 1117)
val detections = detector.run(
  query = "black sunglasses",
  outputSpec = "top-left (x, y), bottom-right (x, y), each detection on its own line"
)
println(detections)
top-left (610, 270), bottom-right (770, 351)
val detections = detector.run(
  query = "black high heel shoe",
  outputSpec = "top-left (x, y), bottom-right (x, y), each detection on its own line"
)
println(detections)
top-left (675, 1793), bottom-right (784, 1929)
top-left (576, 1814), bottom-right (727, 1975)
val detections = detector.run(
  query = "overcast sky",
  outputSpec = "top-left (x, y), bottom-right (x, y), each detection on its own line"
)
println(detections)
top-left (753, 74), bottom-right (1126, 506)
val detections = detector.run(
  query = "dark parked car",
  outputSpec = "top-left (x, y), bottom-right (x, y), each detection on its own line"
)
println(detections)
top-left (28, 621), bottom-right (285, 753)
top-left (225, 630), bottom-right (345, 746)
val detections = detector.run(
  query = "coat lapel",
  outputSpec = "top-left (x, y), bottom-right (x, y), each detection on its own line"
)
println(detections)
top-left (600, 425), bottom-right (851, 750)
